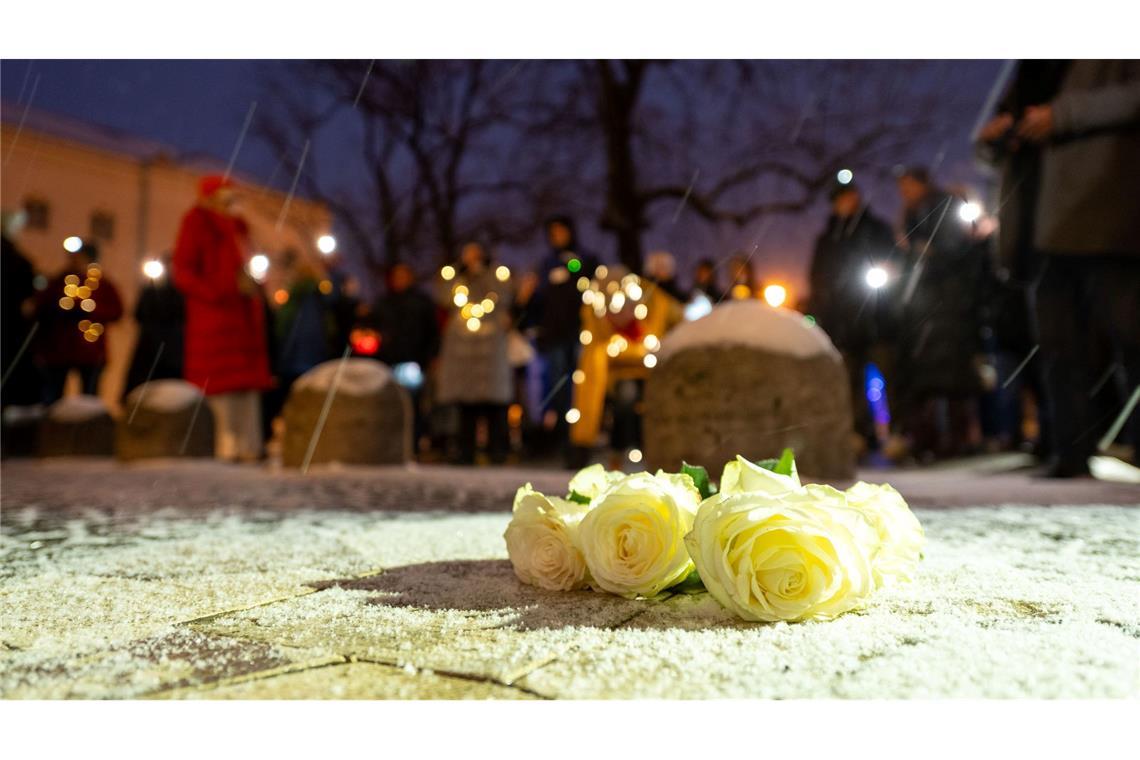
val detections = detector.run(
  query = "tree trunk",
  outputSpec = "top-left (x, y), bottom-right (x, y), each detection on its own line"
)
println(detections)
top-left (597, 60), bottom-right (646, 274)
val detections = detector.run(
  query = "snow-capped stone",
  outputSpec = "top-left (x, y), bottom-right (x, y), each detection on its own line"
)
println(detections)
top-left (116, 381), bottom-right (213, 461)
top-left (283, 359), bottom-right (411, 468)
top-left (39, 395), bottom-right (114, 457)
top-left (645, 301), bottom-right (855, 479)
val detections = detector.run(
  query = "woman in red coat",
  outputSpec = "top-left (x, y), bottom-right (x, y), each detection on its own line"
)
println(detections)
top-left (173, 175), bottom-right (272, 461)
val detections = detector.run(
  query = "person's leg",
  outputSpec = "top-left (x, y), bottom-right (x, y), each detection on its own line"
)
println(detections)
top-left (207, 393), bottom-right (237, 461)
top-left (1090, 257), bottom-right (1140, 458)
top-left (77, 366), bottom-right (102, 396)
top-left (40, 367), bottom-right (68, 406)
top-left (457, 403), bottom-right (477, 464)
top-left (1030, 256), bottom-right (1093, 474)
top-left (233, 390), bottom-right (264, 461)
top-left (487, 403), bottom-right (509, 464)
top-left (844, 350), bottom-right (876, 453)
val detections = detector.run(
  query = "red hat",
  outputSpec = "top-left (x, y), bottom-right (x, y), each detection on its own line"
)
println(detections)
top-left (198, 174), bottom-right (235, 199)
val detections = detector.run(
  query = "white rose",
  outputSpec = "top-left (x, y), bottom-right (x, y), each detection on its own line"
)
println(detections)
top-left (685, 484), bottom-right (876, 622)
top-left (719, 455), bottom-right (801, 496)
top-left (504, 484), bottom-right (592, 591)
top-left (844, 481), bottom-right (925, 587)
top-left (567, 463), bottom-right (625, 501)
top-left (579, 471), bottom-right (701, 598)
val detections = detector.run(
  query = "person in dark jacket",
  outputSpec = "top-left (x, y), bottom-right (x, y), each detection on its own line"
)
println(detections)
top-left (123, 254), bottom-right (185, 397)
top-left (33, 241), bottom-right (124, 404)
top-left (691, 257), bottom-right (724, 303)
top-left (894, 167), bottom-right (987, 461)
top-left (809, 181), bottom-right (901, 454)
top-left (980, 60), bottom-right (1140, 476)
top-left (1, 212), bottom-right (41, 408)
top-left (370, 262), bottom-right (441, 449)
top-left (517, 215), bottom-right (599, 457)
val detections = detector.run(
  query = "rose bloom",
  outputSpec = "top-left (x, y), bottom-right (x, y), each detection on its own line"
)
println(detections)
top-left (685, 484), bottom-right (876, 623)
top-left (567, 463), bottom-right (626, 501)
top-left (844, 481), bottom-right (925, 587)
top-left (504, 485), bottom-right (592, 591)
top-left (579, 472), bottom-right (701, 598)
top-left (719, 455), bottom-right (800, 496)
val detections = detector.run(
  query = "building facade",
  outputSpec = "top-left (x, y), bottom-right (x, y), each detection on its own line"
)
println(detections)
top-left (1, 104), bottom-right (333, 410)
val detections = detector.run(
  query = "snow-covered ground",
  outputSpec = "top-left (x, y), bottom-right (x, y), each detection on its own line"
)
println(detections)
top-left (1, 459), bottom-right (1137, 699)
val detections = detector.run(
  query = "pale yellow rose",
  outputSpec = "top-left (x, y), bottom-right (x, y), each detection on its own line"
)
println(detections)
top-left (567, 463), bottom-right (626, 501)
top-left (719, 455), bottom-right (801, 496)
top-left (504, 484), bottom-right (592, 591)
top-left (685, 484), bottom-right (876, 622)
top-left (579, 471), bottom-right (701, 598)
top-left (844, 481), bottom-right (925, 587)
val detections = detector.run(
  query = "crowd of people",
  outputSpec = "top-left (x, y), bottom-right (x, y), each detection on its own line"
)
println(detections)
top-left (2, 59), bottom-right (1136, 477)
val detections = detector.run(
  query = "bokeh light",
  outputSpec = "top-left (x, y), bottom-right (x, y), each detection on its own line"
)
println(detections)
top-left (763, 284), bottom-right (787, 308)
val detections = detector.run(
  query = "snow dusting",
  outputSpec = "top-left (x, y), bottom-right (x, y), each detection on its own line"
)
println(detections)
top-left (125, 379), bottom-right (203, 413)
top-left (293, 358), bottom-right (391, 397)
top-left (657, 300), bottom-right (840, 364)
top-left (46, 394), bottom-right (110, 423)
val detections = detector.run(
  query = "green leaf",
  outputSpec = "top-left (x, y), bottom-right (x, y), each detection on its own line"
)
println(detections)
top-left (566, 491), bottom-right (592, 505)
top-left (754, 448), bottom-right (795, 476)
top-left (773, 447), bottom-right (795, 476)
top-left (669, 568), bottom-right (706, 594)
top-left (681, 462), bottom-right (717, 500)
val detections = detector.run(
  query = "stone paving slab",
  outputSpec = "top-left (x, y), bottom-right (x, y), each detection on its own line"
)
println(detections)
top-left (156, 661), bottom-right (537, 700)
top-left (2, 460), bottom-right (1138, 699)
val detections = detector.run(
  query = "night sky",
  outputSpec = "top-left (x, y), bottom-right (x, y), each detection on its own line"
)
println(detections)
top-left (2, 59), bottom-right (1004, 292)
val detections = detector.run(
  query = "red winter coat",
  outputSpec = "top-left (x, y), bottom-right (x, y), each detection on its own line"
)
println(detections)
top-left (172, 206), bottom-right (272, 395)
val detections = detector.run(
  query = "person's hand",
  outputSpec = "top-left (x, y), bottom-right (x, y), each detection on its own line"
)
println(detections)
top-left (517, 271), bottom-right (539, 304)
top-left (1016, 104), bottom-right (1054, 143)
top-left (978, 112), bottom-right (1014, 143)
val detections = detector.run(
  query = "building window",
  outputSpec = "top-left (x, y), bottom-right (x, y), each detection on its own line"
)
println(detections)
top-left (90, 211), bottom-right (115, 241)
top-left (24, 198), bottom-right (50, 230)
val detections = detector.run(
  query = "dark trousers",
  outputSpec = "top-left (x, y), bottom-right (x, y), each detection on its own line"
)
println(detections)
top-left (457, 402), bottom-right (509, 464)
top-left (41, 365), bottom-right (102, 405)
top-left (1030, 255), bottom-right (1140, 466)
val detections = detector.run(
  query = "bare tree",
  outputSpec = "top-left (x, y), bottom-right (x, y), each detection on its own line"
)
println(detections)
top-left (257, 60), bottom-right (979, 278)
top-left (257, 60), bottom-right (563, 275)
top-left (526, 60), bottom-right (974, 272)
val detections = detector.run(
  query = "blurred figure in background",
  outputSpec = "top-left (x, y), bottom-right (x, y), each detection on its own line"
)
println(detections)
top-left (975, 60), bottom-right (1072, 463)
top-left (173, 175), bottom-right (273, 462)
top-left (894, 167), bottom-right (987, 461)
top-left (33, 240), bottom-right (123, 404)
top-left (516, 215), bottom-right (599, 459)
top-left (727, 253), bottom-right (756, 300)
top-left (123, 252), bottom-right (184, 396)
top-left (273, 250), bottom-right (336, 390)
top-left (691, 257), bottom-right (724, 303)
top-left (643, 250), bottom-right (687, 301)
top-left (1, 209), bottom-right (40, 409)
top-left (436, 240), bottom-right (515, 464)
top-left (571, 265), bottom-right (684, 469)
top-left (809, 180), bottom-right (900, 457)
top-left (980, 60), bottom-right (1140, 476)
top-left (371, 262), bottom-right (441, 451)
top-left (262, 248), bottom-right (337, 436)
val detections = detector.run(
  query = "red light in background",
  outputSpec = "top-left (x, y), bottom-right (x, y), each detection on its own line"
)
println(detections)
top-left (350, 328), bottom-right (381, 356)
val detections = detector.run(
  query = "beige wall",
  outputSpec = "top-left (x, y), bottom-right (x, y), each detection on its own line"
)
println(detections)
top-left (1, 123), bottom-right (332, 412)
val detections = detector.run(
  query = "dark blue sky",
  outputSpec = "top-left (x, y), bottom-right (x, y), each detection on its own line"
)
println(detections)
top-left (2, 59), bottom-right (1004, 290)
